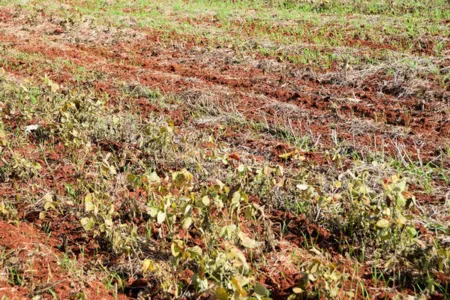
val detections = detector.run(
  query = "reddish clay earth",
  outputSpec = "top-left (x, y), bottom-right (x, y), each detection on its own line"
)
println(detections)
top-left (0, 3), bottom-right (449, 299)
top-left (0, 221), bottom-right (127, 299)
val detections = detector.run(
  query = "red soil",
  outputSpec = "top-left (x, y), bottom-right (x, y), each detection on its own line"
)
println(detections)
top-left (0, 221), bottom-right (124, 299)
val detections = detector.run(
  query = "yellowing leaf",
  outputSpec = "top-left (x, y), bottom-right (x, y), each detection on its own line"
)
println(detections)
top-left (216, 287), bottom-right (228, 300)
top-left (376, 219), bottom-right (390, 228)
top-left (396, 215), bottom-right (407, 226)
top-left (142, 259), bottom-right (154, 273)
top-left (278, 149), bottom-right (298, 159)
top-left (232, 277), bottom-right (247, 297)
top-left (84, 193), bottom-right (95, 213)
top-left (44, 201), bottom-right (55, 211)
top-left (171, 240), bottom-right (184, 257)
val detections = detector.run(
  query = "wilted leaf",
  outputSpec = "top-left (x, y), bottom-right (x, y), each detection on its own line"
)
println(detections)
top-left (228, 247), bottom-right (247, 265)
top-left (187, 246), bottom-right (202, 258)
top-left (238, 231), bottom-right (258, 249)
top-left (296, 184), bottom-right (309, 191)
top-left (172, 169), bottom-right (193, 187)
top-left (147, 172), bottom-right (161, 184)
top-left (231, 191), bottom-right (241, 206)
top-left (184, 204), bottom-right (192, 216)
top-left (50, 82), bottom-right (59, 93)
top-left (148, 207), bottom-right (158, 218)
top-left (220, 224), bottom-right (237, 239)
top-left (201, 195), bottom-right (210, 206)
top-left (157, 211), bottom-right (166, 224)
top-left (0, 128), bottom-right (7, 146)
top-left (80, 217), bottom-right (95, 231)
top-left (182, 217), bottom-right (193, 229)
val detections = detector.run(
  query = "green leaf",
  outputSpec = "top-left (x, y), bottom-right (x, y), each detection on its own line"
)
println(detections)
top-left (379, 230), bottom-right (392, 241)
top-left (396, 194), bottom-right (406, 207)
top-left (406, 226), bottom-right (417, 238)
top-left (254, 282), bottom-right (269, 296)
top-left (396, 180), bottom-right (406, 192)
